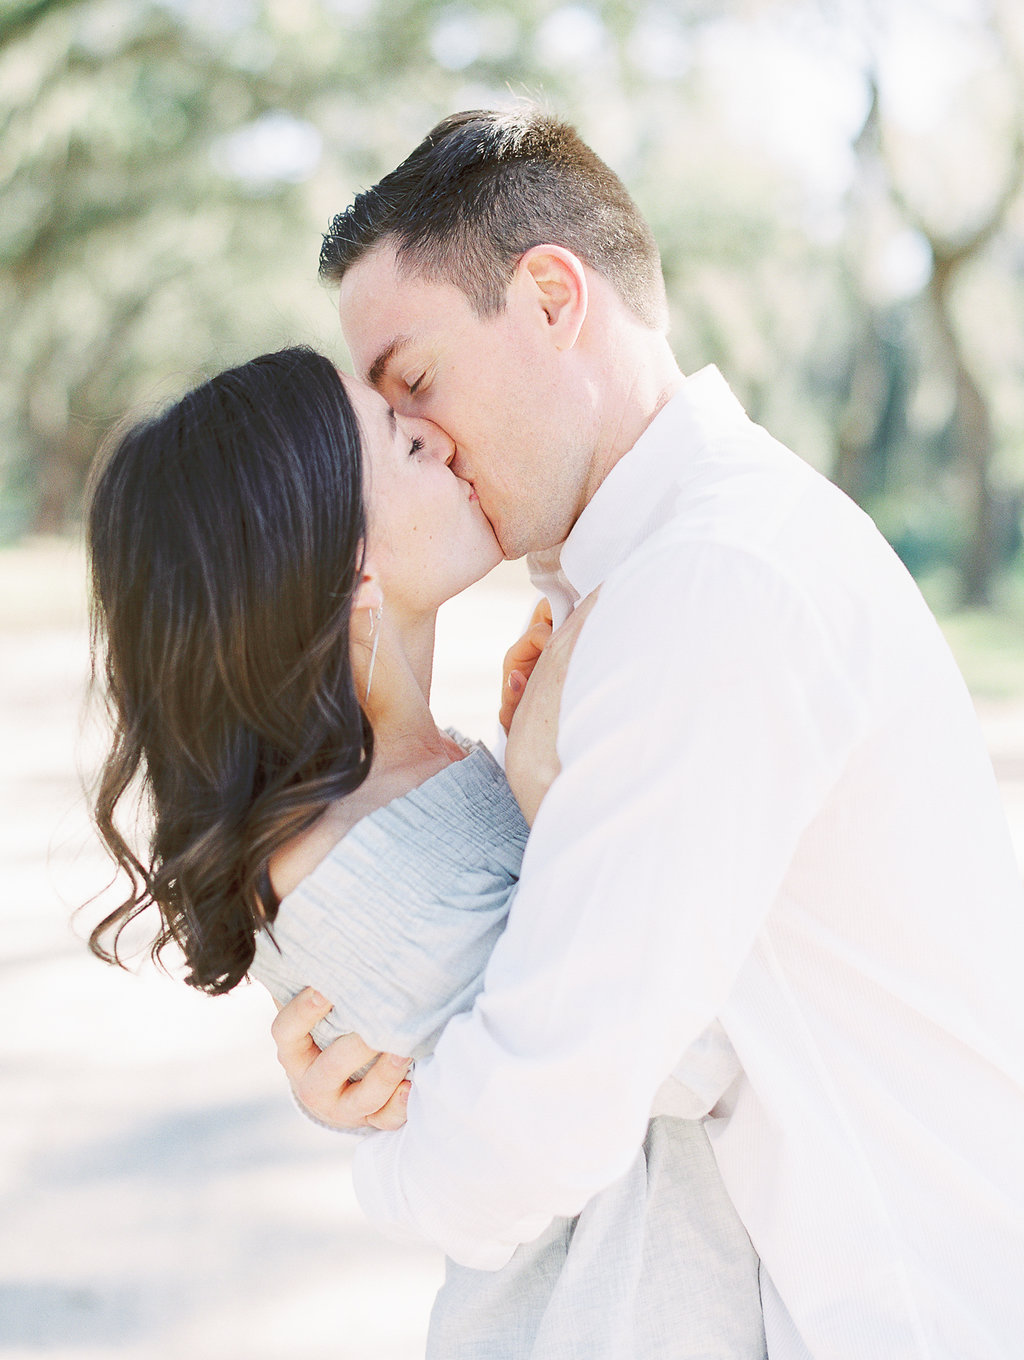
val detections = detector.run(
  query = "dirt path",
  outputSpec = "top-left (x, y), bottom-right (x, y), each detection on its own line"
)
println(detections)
top-left (0, 543), bottom-right (536, 1360)
top-left (2, 540), bottom-right (1022, 1359)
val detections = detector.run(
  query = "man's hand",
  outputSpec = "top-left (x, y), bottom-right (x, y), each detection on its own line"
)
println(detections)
top-left (499, 596), bottom-right (553, 734)
top-left (504, 590), bottom-right (600, 825)
top-left (270, 988), bottom-right (412, 1131)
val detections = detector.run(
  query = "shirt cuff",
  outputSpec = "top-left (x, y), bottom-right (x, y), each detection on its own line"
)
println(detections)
top-left (351, 1128), bottom-right (548, 1269)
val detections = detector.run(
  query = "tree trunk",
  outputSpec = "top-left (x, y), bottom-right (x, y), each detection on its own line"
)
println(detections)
top-left (928, 262), bottom-right (997, 607)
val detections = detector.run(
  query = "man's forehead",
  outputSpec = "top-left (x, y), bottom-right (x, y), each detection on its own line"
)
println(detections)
top-left (338, 247), bottom-right (475, 384)
top-left (338, 254), bottom-right (424, 380)
top-left (340, 243), bottom-right (424, 322)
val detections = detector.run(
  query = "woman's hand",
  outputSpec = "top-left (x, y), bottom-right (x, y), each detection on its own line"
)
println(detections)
top-left (499, 596), bottom-right (553, 734)
top-left (504, 589), bottom-right (600, 826)
top-left (270, 988), bottom-right (412, 1131)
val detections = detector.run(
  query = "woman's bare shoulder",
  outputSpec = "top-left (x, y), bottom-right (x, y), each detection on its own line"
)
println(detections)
top-left (267, 748), bottom-right (457, 901)
top-left (268, 798), bottom-right (363, 902)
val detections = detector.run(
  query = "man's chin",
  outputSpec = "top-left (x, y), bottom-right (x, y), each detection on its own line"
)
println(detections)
top-left (488, 516), bottom-right (526, 563)
top-left (490, 508), bottom-right (563, 563)
top-left (498, 535), bottom-right (529, 563)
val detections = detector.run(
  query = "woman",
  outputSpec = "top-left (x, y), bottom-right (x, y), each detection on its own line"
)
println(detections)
top-left (87, 346), bottom-right (765, 1358)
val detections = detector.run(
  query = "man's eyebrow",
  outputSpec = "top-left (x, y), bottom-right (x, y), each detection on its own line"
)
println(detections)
top-left (367, 336), bottom-right (412, 388)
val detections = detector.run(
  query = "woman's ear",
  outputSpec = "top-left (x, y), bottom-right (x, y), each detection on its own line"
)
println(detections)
top-left (351, 568), bottom-right (383, 615)
top-left (514, 245), bottom-right (588, 351)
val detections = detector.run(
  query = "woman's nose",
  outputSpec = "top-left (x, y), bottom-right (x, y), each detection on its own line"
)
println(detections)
top-left (409, 415), bottom-right (455, 465)
top-left (434, 430), bottom-right (457, 467)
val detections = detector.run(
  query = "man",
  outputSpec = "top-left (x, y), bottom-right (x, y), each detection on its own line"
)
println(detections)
top-left (273, 107), bottom-right (1024, 1357)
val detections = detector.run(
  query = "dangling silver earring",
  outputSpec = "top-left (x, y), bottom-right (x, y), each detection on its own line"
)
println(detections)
top-left (364, 601), bottom-right (383, 703)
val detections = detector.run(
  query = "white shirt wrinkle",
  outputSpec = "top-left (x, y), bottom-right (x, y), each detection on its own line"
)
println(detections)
top-left (352, 365), bottom-right (1024, 1360)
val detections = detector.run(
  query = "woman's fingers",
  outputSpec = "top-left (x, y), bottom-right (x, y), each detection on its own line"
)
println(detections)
top-left (502, 621), bottom-right (554, 687)
top-left (365, 1077), bottom-right (413, 1131)
top-left (271, 988), bottom-right (412, 1129)
top-left (506, 618), bottom-right (554, 669)
top-left (504, 588), bottom-right (602, 824)
top-left (298, 1045), bottom-right (411, 1128)
top-left (500, 599), bottom-right (555, 733)
top-left (270, 986), bottom-right (333, 1077)
top-left (499, 673), bottom-right (527, 735)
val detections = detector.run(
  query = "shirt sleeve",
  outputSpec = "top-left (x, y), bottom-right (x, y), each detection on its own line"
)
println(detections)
top-left (352, 536), bottom-right (869, 1268)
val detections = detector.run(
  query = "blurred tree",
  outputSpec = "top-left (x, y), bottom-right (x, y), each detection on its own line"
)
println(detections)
top-left (830, 1), bottom-right (1024, 604)
top-left (0, 0), bottom-right (86, 50)
top-left (1, 0), bottom-right (358, 532)
top-left (3, 0), bottom-right (1023, 614)
top-left (0, 0), bottom-right (733, 534)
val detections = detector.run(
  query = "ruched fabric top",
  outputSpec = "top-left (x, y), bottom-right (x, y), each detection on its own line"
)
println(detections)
top-left (251, 738), bottom-right (530, 1061)
top-left (248, 733), bottom-right (765, 1359)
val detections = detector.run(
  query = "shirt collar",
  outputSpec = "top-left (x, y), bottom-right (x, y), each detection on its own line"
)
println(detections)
top-left (552, 365), bottom-right (750, 601)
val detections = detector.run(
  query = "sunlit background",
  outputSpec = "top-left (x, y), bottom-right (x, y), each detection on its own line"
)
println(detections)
top-left (3, 0), bottom-right (1024, 1356)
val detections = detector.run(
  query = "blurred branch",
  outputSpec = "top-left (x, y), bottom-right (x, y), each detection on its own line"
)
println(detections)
top-left (879, 15), bottom-right (1024, 270)
top-left (911, 131), bottom-right (1024, 273)
top-left (0, 0), bottom-right (88, 51)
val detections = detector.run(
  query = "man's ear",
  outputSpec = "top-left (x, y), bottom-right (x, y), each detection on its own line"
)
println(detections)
top-left (514, 245), bottom-right (588, 350)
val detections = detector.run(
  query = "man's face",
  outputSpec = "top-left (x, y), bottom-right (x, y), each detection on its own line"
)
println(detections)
top-left (337, 244), bottom-right (592, 559)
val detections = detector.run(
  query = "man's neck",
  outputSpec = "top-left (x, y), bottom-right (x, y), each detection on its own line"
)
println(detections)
top-left (579, 333), bottom-right (685, 516)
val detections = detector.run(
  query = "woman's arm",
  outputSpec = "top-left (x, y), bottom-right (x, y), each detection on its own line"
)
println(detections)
top-left (271, 590), bottom-right (602, 1133)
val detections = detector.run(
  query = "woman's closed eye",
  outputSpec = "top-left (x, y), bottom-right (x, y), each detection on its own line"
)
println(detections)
top-left (409, 436), bottom-right (425, 456)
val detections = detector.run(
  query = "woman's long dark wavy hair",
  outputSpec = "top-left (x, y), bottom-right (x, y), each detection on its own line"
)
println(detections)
top-left (86, 346), bottom-right (372, 995)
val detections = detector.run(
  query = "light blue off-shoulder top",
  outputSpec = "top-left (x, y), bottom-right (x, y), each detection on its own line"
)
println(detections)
top-left (251, 738), bottom-right (529, 1061)
top-left (248, 736), bottom-right (765, 1360)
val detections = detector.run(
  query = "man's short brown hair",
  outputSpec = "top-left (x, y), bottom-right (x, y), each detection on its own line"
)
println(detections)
top-left (320, 106), bottom-right (668, 330)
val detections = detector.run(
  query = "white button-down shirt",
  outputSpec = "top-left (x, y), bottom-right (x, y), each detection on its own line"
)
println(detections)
top-left (354, 367), bottom-right (1024, 1359)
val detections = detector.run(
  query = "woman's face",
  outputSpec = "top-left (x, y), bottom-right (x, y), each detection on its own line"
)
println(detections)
top-left (342, 375), bottom-right (503, 614)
